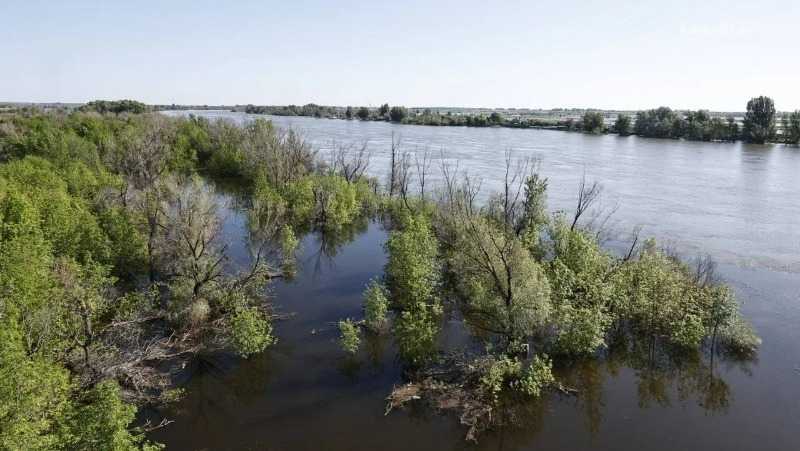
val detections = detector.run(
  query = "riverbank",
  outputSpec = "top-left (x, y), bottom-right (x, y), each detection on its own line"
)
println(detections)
top-left (209, 97), bottom-right (798, 145)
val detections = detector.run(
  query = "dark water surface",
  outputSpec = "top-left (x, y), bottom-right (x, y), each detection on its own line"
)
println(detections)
top-left (152, 112), bottom-right (800, 450)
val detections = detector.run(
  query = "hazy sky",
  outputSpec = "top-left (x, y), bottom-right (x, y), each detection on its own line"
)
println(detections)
top-left (2, 0), bottom-right (798, 110)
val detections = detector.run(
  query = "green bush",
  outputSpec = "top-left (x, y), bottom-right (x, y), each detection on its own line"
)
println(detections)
top-left (385, 214), bottom-right (439, 309)
top-left (363, 279), bottom-right (389, 332)
top-left (338, 319), bottom-right (361, 355)
top-left (230, 307), bottom-right (274, 358)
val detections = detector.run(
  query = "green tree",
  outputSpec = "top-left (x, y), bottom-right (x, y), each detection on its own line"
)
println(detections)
top-left (379, 103), bottom-right (390, 117)
top-left (283, 174), bottom-right (361, 229)
top-left (345, 106), bottom-right (353, 119)
top-left (633, 107), bottom-right (684, 139)
top-left (356, 106), bottom-right (370, 120)
top-left (546, 219), bottom-right (614, 355)
top-left (613, 114), bottom-right (632, 136)
top-left (784, 110), bottom-right (800, 145)
top-left (742, 96), bottom-right (776, 144)
top-left (385, 214), bottom-right (439, 309)
top-left (338, 319), bottom-right (361, 354)
top-left (385, 214), bottom-right (441, 364)
top-left (363, 279), bottom-right (389, 332)
top-left (582, 111), bottom-right (605, 134)
top-left (389, 106), bottom-right (408, 122)
top-left (449, 216), bottom-right (551, 346)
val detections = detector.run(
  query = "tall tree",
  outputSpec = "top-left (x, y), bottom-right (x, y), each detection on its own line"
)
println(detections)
top-left (742, 96), bottom-right (776, 144)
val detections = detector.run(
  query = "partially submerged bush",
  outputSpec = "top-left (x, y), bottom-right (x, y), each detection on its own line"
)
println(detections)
top-left (550, 303), bottom-right (611, 356)
top-left (363, 279), bottom-right (389, 333)
top-left (514, 355), bottom-right (556, 397)
top-left (480, 354), bottom-right (555, 401)
top-left (282, 174), bottom-right (364, 230)
top-left (612, 243), bottom-right (749, 351)
top-left (338, 319), bottom-right (361, 355)
top-left (385, 213), bottom-right (442, 365)
top-left (385, 213), bottom-right (439, 309)
top-left (230, 307), bottom-right (274, 358)
top-left (718, 315), bottom-right (761, 358)
top-left (394, 302), bottom-right (439, 365)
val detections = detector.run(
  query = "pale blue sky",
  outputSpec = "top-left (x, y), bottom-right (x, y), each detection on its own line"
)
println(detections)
top-left (2, 0), bottom-right (798, 110)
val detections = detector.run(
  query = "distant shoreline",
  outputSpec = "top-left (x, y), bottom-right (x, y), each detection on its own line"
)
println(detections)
top-left (164, 108), bottom-right (800, 146)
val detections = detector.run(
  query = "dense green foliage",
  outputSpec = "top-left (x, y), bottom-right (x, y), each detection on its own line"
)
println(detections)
top-left (634, 107), bottom-right (684, 139)
top-left (479, 354), bottom-right (555, 400)
top-left (632, 107), bottom-right (740, 141)
top-left (363, 279), bottom-right (389, 332)
top-left (385, 213), bottom-right (441, 364)
top-left (0, 114), bottom-right (164, 449)
top-left (80, 99), bottom-right (148, 114)
top-left (0, 110), bottom-right (336, 448)
top-left (582, 111), bottom-right (606, 134)
top-left (378, 153), bottom-right (760, 431)
top-left (338, 319), bottom-right (361, 354)
top-left (612, 114), bottom-right (632, 136)
top-left (742, 96), bottom-right (776, 144)
top-left (241, 103), bottom-right (336, 117)
top-left (782, 111), bottom-right (800, 145)
top-left (389, 106), bottom-right (408, 122)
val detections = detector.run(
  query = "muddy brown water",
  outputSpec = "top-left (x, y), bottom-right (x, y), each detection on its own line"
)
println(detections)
top-left (151, 112), bottom-right (800, 450)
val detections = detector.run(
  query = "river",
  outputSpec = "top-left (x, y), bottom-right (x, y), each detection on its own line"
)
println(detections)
top-left (152, 111), bottom-right (800, 450)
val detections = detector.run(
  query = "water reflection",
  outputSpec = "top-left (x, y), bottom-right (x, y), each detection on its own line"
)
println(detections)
top-left (303, 215), bottom-right (372, 277)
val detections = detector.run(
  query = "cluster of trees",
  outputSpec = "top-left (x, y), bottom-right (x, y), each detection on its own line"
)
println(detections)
top-left (79, 99), bottom-right (148, 114)
top-left (343, 103), bottom-right (409, 123)
top-left (627, 107), bottom-right (740, 141)
top-left (0, 107), bottom-right (383, 448)
top-left (618, 96), bottom-right (799, 144)
top-left (582, 111), bottom-right (606, 134)
top-left (326, 143), bottom-right (760, 439)
top-left (236, 102), bottom-right (580, 130)
top-left (402, 110), bottom-right (570, 129)
top-left (240, 103), bottom-right (337, 118)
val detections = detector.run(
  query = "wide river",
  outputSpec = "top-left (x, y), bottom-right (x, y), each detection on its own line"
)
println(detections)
top-left (154, 112), bottom-right (800, 451)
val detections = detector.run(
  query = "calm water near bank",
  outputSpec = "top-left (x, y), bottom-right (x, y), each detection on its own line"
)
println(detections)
top-left (152, 111), bottom-right (800, 451)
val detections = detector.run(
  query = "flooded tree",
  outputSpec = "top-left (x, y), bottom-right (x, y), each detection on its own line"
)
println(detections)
top-left (363, 279), bottom-right (389, 333)
top-left (338, 319), bottom-right (361, 355)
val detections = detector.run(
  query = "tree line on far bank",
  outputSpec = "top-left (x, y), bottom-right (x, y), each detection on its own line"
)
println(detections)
top-left (599, 96), bottom-right (798, 145)
top-left (235, 96), bottom-right (800, 145)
